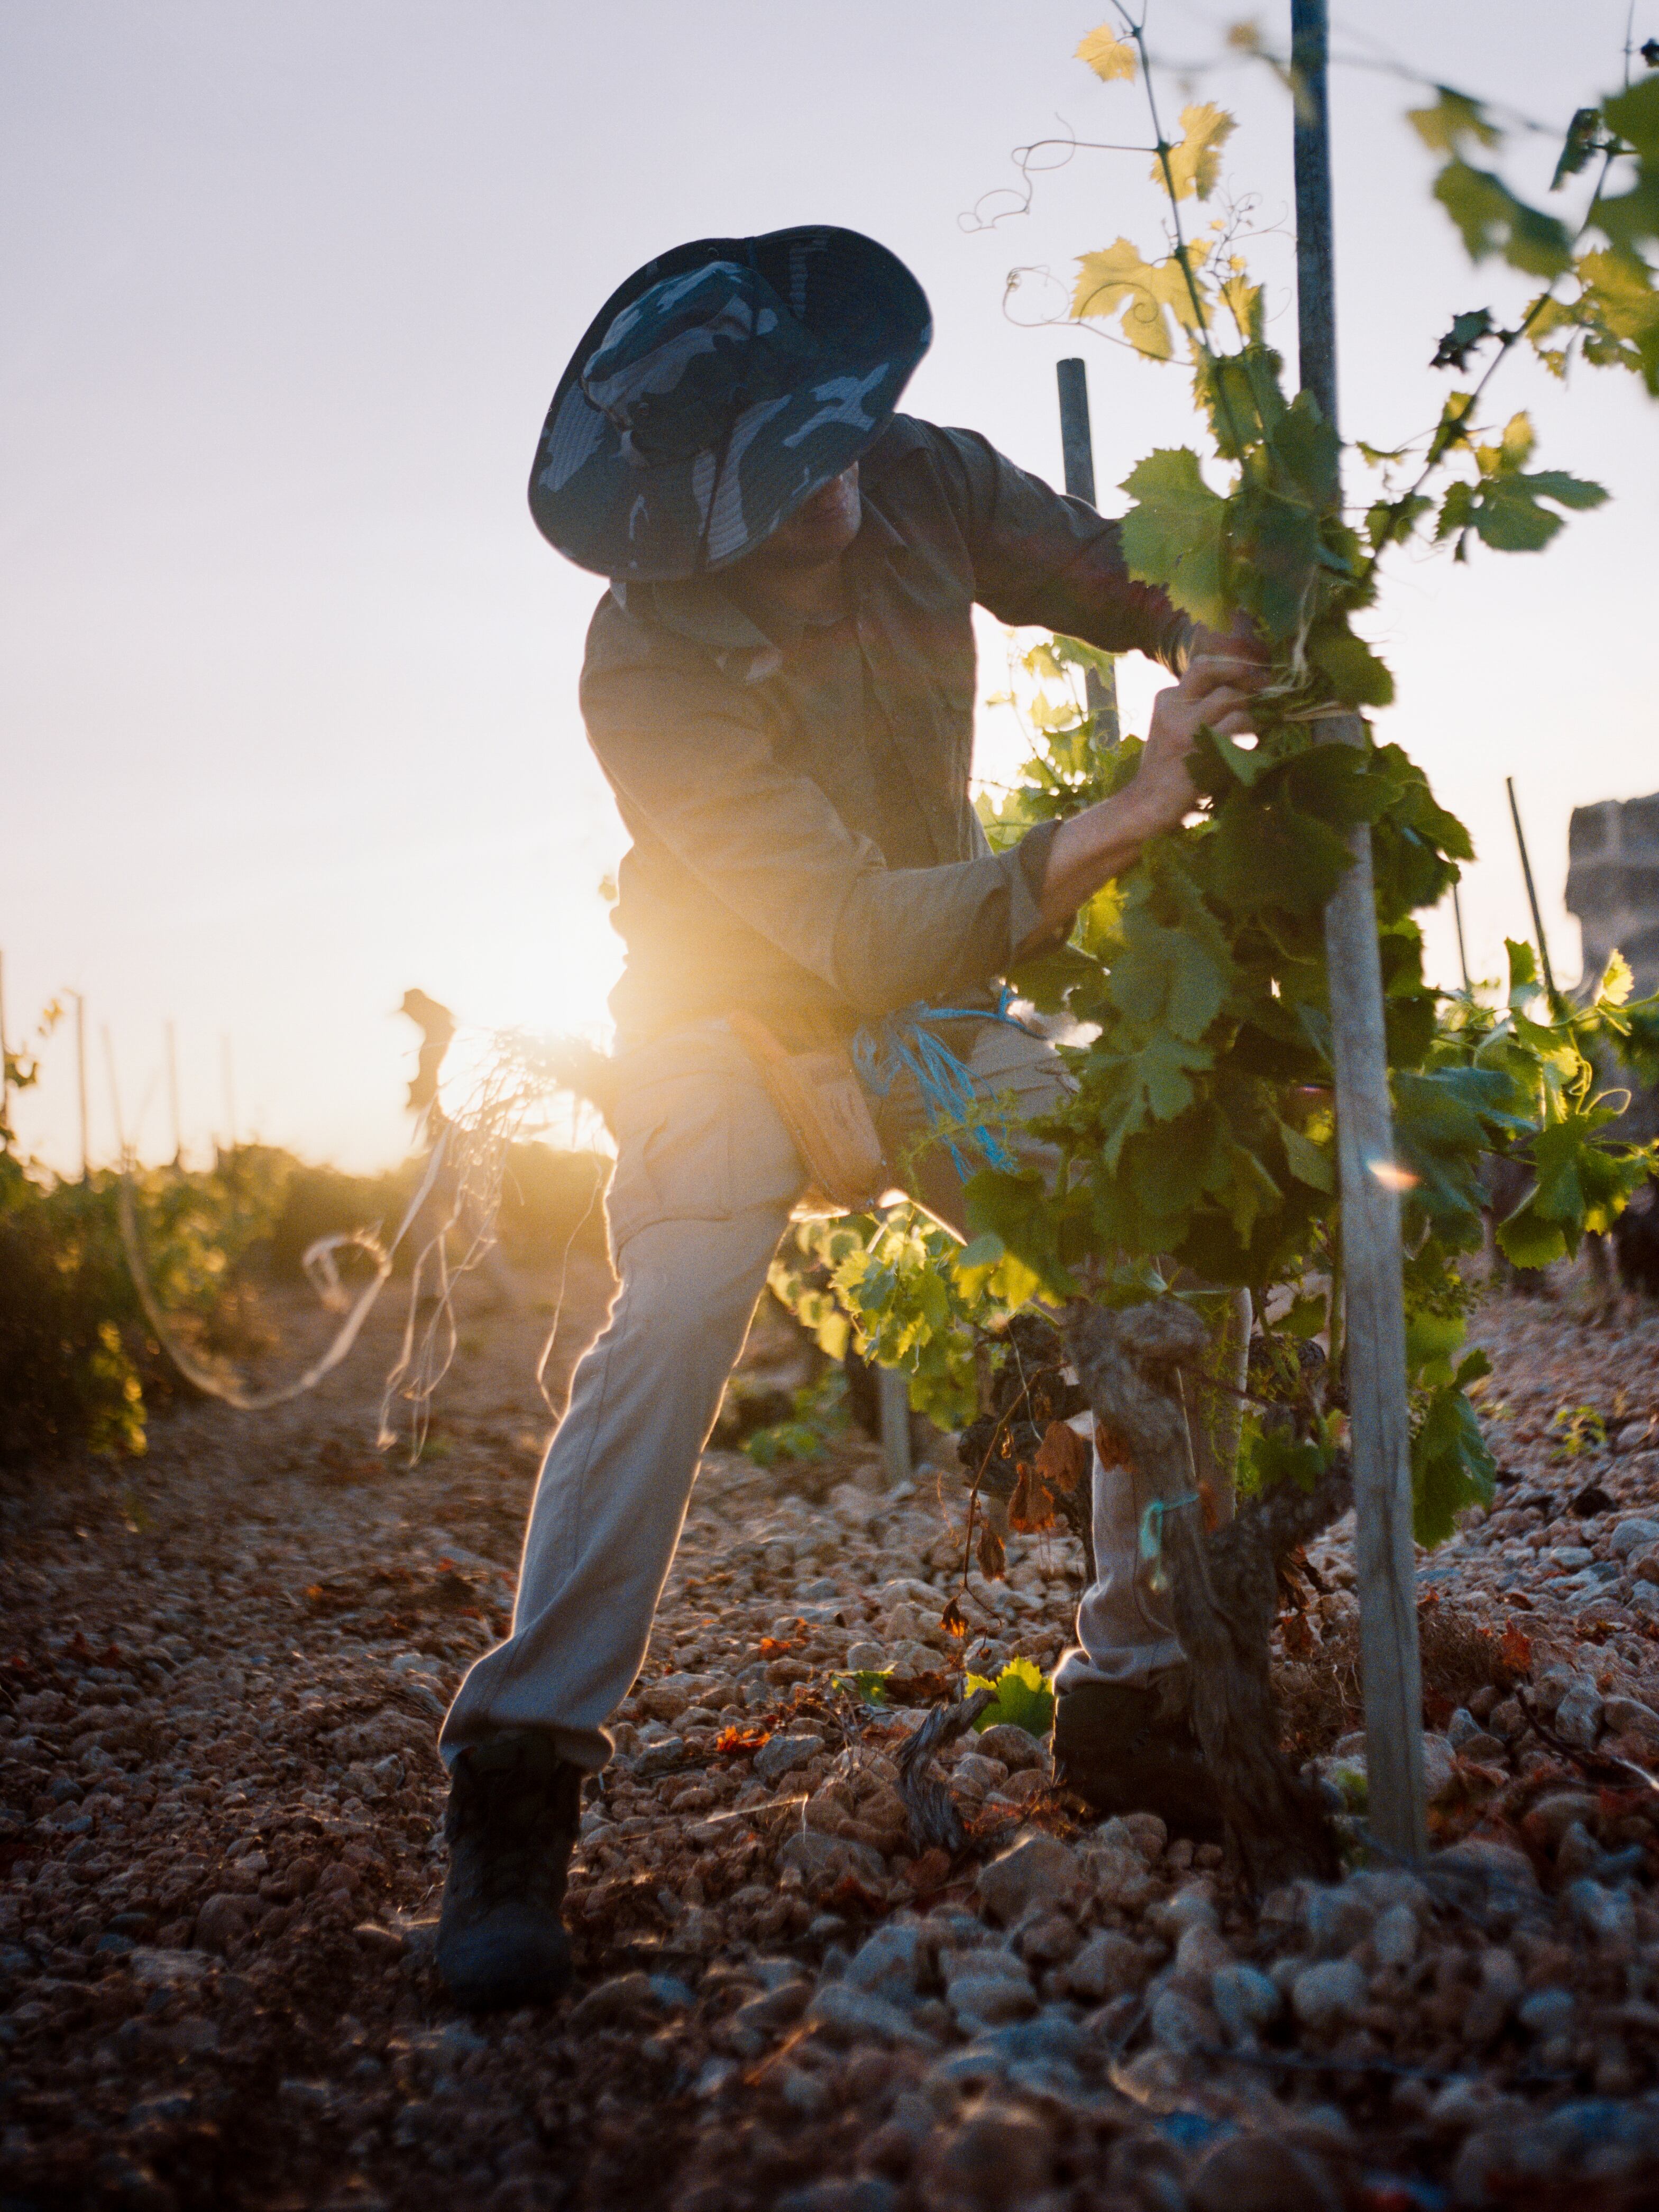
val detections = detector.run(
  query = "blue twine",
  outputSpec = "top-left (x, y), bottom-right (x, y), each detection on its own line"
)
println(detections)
top-left (852, 988), bottom-right (1033, 1180)
top-left (1138, 1493), bottom-right (1201, 1563)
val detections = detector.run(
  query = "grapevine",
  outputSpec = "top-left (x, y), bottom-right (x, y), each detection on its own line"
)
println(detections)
top-left (772, 14), bottom-right (1659, 1549)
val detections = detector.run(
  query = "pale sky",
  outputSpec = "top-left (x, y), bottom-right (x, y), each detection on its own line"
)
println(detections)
top-left (4, 1), bottom-right (1654, 1172)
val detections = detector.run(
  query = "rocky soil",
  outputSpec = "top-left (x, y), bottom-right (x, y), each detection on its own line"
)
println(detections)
top-left (3, 1261), bottom-right (1659, 2212)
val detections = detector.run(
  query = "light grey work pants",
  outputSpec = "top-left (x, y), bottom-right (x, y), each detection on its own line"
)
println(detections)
top-left (441, 1016), bottom-right (1176, 1771)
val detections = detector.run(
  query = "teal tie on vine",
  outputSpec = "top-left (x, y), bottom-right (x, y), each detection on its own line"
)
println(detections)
top-left (852, 989), bottom-right (1033, 1181)
top-left (1138, 1492), bottom-right (1200, 1590)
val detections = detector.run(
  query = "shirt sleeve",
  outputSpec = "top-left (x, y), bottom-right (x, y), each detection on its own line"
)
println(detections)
top-left (583, 644), bottom-right (1052, 1018)
top-left (925, 424), bottom-right (1193, 672)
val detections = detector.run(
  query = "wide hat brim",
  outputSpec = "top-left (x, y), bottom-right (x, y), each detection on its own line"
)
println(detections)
top-left (528, 226), bottom-right (931, 582)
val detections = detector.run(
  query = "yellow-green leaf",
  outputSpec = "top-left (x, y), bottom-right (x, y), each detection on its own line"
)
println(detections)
top-left (1407, 88), bottom-right (1501, 155)
top-left (967, 1657), bottom-right (1055, 1738)
top-left (1072, 237), bottom-right (1211, 357)
top-left (1216, 261), bottom-right (1263, 341)
top-left (1574, 247), bottom-right (1659, 354)
top-left (1159, 103), bottom-right (1235, 201)
top-left (1599, 949), bottom-right (1634, 1007)
top-left (1497, 411), bottom-right (1535, 469)
top-left (1076, 24), bottom-right (1136, 81)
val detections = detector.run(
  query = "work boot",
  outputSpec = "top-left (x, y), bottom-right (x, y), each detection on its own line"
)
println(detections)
top-left (1051, 1681), bottom-right (1223, 1842)
top-left (435, 1730), bottom-right (581, 2009)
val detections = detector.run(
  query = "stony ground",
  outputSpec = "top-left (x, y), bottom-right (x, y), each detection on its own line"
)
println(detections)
top-left (4, 1257), bottom-right (1659, 2212)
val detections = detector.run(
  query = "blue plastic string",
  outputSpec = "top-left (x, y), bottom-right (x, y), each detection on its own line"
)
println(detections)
top-left (1138, 1492), bottom-right (1201, 1563)
top-left (852, 988), bottom-right (1033, 1180)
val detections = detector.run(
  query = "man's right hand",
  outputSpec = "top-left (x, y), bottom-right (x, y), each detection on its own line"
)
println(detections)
top-left (1130, 646), bottom-right (1268, 838)
top-left (1024, 630), bottom-right (1269, 944)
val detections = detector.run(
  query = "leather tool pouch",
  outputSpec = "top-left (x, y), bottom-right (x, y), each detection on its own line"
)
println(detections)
top-left (726, 1009), bottom-right (890, 1218)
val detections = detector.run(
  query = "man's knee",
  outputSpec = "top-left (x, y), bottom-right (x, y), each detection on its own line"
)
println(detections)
top-left (610, 1211), bottom-right (782, 1361)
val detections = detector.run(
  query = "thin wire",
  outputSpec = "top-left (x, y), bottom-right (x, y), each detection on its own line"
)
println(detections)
top-left (120, 1025), bottom-right (610, 1445)
top-left (533, 1170), bottom-right (607, 1421)
top-left (117, 1135), bottom-right (449, 1415)
top-left (374, 1033), bottom-right (609, 1459)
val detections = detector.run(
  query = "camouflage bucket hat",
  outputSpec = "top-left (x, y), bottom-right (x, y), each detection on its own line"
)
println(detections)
top-left (529, 226), bottom-right (932, 581)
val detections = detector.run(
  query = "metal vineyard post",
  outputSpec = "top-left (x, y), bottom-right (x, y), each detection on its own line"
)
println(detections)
top-left (1291, 0), bottom-right (1428, 1860)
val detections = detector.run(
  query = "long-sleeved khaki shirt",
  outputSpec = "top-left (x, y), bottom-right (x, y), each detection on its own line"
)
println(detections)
top-left (579, 414), bottom-right (1191, 1044)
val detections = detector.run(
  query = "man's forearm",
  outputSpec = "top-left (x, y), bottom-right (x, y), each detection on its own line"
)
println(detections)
top-left (1017, 631), bottom-right (1270, 951)
top-left (1021, 786), bottom-right (1170, 948)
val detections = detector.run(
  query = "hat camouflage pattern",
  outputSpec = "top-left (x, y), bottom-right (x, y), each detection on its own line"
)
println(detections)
top-left (529, 227), bottom-right (932, 582)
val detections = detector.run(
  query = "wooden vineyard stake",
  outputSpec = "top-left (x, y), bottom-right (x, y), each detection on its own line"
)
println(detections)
top-left (1452, 882), bottom-right (1472, 993)
top-left (71, 990), bottom-right (90, 1183)
top-left (1291, 0), bottom-right (1427, 1859)
top-left (167, 1020), bottom-right (184, 1166)
top-left (1055, 359), bottom-right (1122, 752)
top-left (1507, 775), bottom-right (1565, 1013)
top-left (879, 1365), bottom-right (913, 1489)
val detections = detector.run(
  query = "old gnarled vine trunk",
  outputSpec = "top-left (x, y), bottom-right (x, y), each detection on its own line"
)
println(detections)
top-left (1064, 1298), bottom-right (1350, 1892)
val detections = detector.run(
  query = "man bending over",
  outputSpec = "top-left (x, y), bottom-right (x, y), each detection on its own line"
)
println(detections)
top-left (435, 226), bottom-right (1262, 2008)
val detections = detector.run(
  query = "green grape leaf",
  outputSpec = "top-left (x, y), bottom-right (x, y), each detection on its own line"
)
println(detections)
top-left (1592, 175), bottom-right (1659, 281)
top-left (1394, 1063), bottom-right (1529, 1245)
top-left (1552, 106), bottom-right (1603, 189)
top-left (1201, 726), bottom-right (1271, 788)
top-left (1405, 1305), bottom-right (1469, 1388)
top-left (1506, 938), bottom-right (1539, 1002)
top-left (1212, 791), bottom-right (1353, 915)
top-left (832, 1669), bottom-right (894, 1708)
top-left (1306, 622), bottom-right (1396, 706)
top-left (1006, 940), bottom-right (1101, 1014)
top-left (1107, 910), bottom-right (1231, 1039)
top-left (1227, 483), bottom-right (1325, 640)
top-left (1435, 479), bottom-right (1475, 552)
top-left (1282, 1292), bottom-right (1328, 1339)
top-left (1240, 1425), bottom-right (1331, 1495)
top-left (1124, 1032), bottom-right (1217, 1134)
top-left (1365, 492), bottom-right (1433, 551)
top-left (1431, 306), bottom-right (1497, 370)
top-left (1277, 1118), bottom-right (1334, 1192)
top-left (954, 1233), bottom-right (1003, 1273)
top-left (1218, 1138), bottom-right (1282, 1241)
top-left (951, 1233), bottom-right (1043, 1311)
top-left (963, 1168), bottom-right (1077, 1296)
top-left (1371, 743), bottom-right (1477, 862)
top-left (1572, 249), bottom-right (1659, 362)
top-left (1495, 1201), bottom-right (1565, 1271)
top-left (1288, 744), bottom-right (1397, 829)
top-left (1602, 74), bottom-right (1659, 162)
top-left (1434, 160), bottom-right (1573, 278)
top-left (1076, 878), bottom-right (1126, 960)
top-left (966, 1657), bottom-right (1055, 1738)
top-left (1197, 343), bottom-right (1289, 458)
top-left (1528, 1107), bottom-right (1653, 1237)
top-left (1117, 448), bottom-right (1231, 627)
top-left (1266, 388), bottom-right (1341, 506)
top-left (1412, 1372), bottom-right (1496, 1547)
top-left (1049, 634), bottom-right (1120, 681)
top-left (1444, 465), bottom-right (1610, 553)
top-left (1426, 389), bottom-right (1479, 467)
